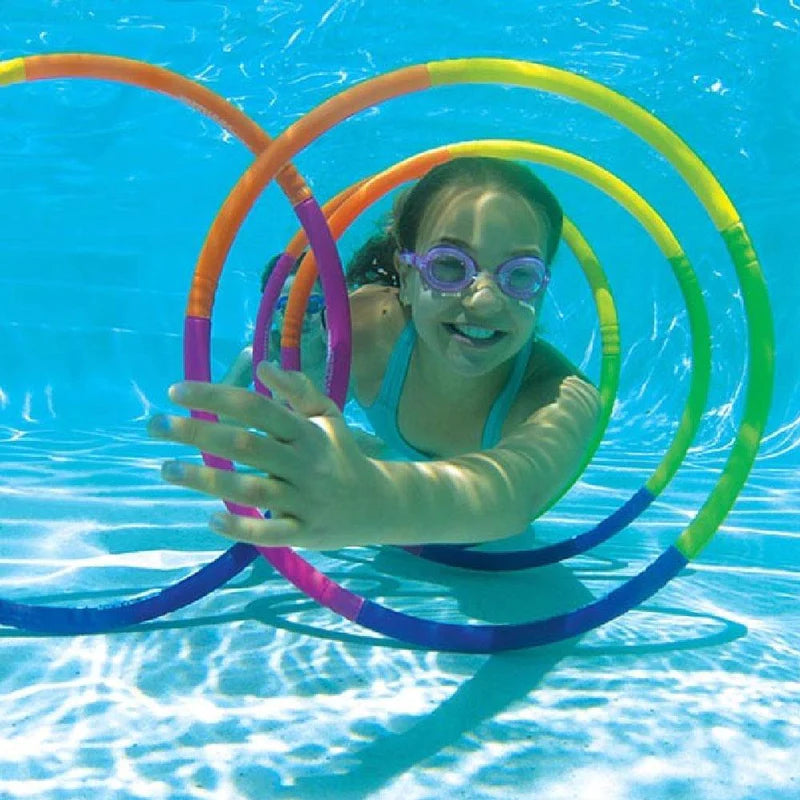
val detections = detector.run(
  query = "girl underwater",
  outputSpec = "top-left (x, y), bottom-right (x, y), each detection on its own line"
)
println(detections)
top-left (148, 157), bottom-right (600, 549)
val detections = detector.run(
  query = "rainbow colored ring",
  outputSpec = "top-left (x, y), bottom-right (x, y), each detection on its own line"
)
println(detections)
top-left (189, 58), bottom-right (774, 651)
top-left (270, 139), bottom-right (711, 570)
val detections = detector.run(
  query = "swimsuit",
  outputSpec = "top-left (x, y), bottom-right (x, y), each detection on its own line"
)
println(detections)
top-left (361, 321), bottom-right (534, 460)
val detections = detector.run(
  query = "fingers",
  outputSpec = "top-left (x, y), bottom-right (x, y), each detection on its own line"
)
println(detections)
top-left (149, 364), bottom-right (348, 549)
top-left (161, 460), bottom-right (302, 517)
top-left (167, 380), bottom-right (306, 442)
top-left (256, 361), bottom-right (340, 419)
top-left (208, 511), bottom-right (304, 547)
top-left (149, 415), bottom-right (302, 482)
top-left (160, 460), bottom-right (331, 549)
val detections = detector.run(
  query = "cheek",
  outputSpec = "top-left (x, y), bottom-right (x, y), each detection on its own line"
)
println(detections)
top-left (411, 291), bottom-right (457, 326)
top-left (500, 307), bottom-right (537, 349)
top-left (399, 269), bottom-right (421, 306)
top-left (523, 304), bottom-right (539, 327)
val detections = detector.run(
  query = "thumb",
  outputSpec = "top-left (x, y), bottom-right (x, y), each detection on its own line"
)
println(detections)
top-left (256, 361), bottom-right (340, 419)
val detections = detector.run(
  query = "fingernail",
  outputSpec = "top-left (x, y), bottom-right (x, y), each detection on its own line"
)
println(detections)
top-left (148, 414), bottom-right (172, 436)
top-left (258, 360), bottom-right (279, 375)
top-left (169, 382), bottom-right (190, 402)
top-left (162, 461), bottom-right (185, 480)
top-left (209, 513), bottom-right (228, 534)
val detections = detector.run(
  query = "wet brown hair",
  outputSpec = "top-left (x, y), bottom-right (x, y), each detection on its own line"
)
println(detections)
top-left (346, 157), bottom-right (563, 288)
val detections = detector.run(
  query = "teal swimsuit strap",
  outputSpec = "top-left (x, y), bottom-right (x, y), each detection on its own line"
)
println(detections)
top-left (380, 321), bottom-right (417, 415)
top-left (482, 335), bottom-right (535, 448)
top-left (373, 321), bottom-right (533, 451)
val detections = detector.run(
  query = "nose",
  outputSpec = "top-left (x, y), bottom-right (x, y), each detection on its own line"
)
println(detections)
top-left (462, 272), bottom-right (505, 313)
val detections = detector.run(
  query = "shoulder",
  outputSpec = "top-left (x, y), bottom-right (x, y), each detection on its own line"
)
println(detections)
top-left (350, 284), bottom-right (401, 325)
top-left (506, 338), bottom-right (599, 432)
top-left (349, 285), bottom-right (408, 404)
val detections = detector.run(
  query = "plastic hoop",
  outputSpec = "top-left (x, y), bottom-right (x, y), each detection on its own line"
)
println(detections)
top-left (188, 58), bottom-right (773, 651)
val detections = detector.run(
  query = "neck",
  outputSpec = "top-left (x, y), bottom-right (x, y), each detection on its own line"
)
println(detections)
top-left (410, 333), bottom-right (514, 412)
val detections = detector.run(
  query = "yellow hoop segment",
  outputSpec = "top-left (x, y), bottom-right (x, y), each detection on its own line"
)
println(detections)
top-left (0, 57), bottom-right (26, 85)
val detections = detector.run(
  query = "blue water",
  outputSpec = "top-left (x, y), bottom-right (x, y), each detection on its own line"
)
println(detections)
top-left (1, 2), bottom-right (798, 798)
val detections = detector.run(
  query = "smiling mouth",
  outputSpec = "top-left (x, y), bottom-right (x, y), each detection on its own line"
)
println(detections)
top-left (444, 322), bottom-right (507, 346)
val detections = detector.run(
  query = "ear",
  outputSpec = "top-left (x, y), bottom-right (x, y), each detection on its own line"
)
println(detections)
top-left (394, 251), bottom-right (413, 306)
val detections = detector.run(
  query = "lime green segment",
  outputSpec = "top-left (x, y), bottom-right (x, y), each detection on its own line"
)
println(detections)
top-left (0, 57), bottom-right (27, 86)
top-left (560, 218), bottom-right (620, 485)
top-left (676, 225), bottom-right (775, 559)
top-left (644, 255), bottom-right (712, 495)
top-left (428, 59), bottom-right (739, 231)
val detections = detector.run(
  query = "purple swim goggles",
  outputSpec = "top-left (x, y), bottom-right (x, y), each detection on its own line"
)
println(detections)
top-left (399, 244), bottom-right (549, 305)
top-left (273, 292), bottom-right (327, 332)
top-left (275, 292), bottom-right (326, 316)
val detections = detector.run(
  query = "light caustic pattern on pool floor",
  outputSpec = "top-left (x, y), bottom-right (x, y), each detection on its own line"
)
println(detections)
top-left (0, 432), bottom-right (798, 799)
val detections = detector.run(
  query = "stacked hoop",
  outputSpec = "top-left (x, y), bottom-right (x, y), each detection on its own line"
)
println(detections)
top-left (0, 54), bottom-right (773, 652)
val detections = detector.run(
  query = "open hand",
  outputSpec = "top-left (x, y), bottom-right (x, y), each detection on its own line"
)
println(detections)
top-left (148, 362), bottom-right (388, 549)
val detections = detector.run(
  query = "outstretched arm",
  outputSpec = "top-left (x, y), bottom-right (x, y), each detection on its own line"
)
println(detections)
top-left (377, 375), bottom-right (599, 543)
top-left (148, 363), bottom-right (599, 548)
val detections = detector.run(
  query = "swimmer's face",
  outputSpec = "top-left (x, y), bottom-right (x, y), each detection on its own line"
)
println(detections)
top-left (396, 188), bottom-right (548, 377)
top-left (269, 276), bottom-right (327, 363)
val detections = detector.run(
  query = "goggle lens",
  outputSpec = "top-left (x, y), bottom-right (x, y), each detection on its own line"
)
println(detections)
top-left (275, 293), bottom-right (326, 315)
top-left (501, 259), bottom-right (547, 297)
top-left (428, 251), bottom-right (471, 286)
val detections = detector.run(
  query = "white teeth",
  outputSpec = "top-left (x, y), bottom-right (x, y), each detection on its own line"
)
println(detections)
top-left (453, 324), bottom-right (497, 340)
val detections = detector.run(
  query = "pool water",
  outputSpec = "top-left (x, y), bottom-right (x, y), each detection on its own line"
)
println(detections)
top-left (1, 2), bottom-right (798, 798)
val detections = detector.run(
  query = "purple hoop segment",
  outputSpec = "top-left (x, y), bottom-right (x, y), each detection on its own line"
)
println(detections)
top-left (407, 487), bottom-right (656, 570)
top-left (0, 545), bottom-right (258, 635)
top-left (358, 547), bottom-right (687, 651)
top-left (252, 198), bottom-right (352, 407)
top-left (186, 197), bottom-right (366, 624)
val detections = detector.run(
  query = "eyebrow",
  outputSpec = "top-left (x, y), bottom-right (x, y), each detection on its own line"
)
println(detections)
top-left (435, 235), bottom-right (544, 260)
